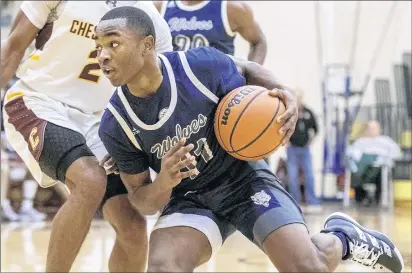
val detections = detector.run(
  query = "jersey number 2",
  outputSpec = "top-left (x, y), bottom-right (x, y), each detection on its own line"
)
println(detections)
top-left (79, 50), bottom-right (101, 83)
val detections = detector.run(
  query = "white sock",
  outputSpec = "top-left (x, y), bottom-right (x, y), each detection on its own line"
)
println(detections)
top-left (23, 179), bottom-right (37, 199)
top-left (2, 199), bottom-right (12, 209)
top-left (21, 199), bottom-right (34, 211)
top-left (21, 180), bottom-right (38, 211)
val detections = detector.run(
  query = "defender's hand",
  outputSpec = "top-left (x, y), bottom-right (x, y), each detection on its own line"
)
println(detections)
top-left (99, 154), bottom-right (119, 175)
top-left (158, 138), bottom-right (196, 189)
top-left (268, 88), bottom-right (298, 146)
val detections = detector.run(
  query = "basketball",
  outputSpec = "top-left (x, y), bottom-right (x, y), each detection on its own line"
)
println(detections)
top-left (214, 85), bottom-right (286, 161)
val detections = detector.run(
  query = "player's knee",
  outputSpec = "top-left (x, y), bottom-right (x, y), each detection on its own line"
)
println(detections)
top-left (116, 213), bottom-right (147, 247)
top-left (82, 168), bottom-right (107, 201)
top-left (148, 252), bottom-right (195, 272)
top-left (68, 165), bottom-right (107, 204)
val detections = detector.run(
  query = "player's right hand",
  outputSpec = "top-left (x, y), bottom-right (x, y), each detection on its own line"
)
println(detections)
top-left (99, 154), bottom-right (119, 175)
top-left (158, 137), bottom-right (197, 189)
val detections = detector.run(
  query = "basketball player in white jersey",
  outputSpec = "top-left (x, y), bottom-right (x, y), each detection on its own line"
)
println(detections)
top-left (1, 1), bottom-right (172, 272)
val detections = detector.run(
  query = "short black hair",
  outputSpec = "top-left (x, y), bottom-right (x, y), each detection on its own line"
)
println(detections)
top-left (100, 6), bottom-right (156, 40)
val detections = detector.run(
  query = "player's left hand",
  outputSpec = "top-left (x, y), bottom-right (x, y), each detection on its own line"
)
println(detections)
top-left (99, 154), bottom-right (119, 175)
top-left (268, 88), bottom-right (298, 146)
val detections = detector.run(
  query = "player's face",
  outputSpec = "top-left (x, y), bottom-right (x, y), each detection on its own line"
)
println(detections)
top-left (95, 19), bottom-right (145, 86)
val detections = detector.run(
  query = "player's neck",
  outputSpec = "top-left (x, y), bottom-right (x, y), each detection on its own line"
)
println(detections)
top-left (180, 0), bottom-right (205, 6)
top-left (126, 56), bottom-right (163, 98)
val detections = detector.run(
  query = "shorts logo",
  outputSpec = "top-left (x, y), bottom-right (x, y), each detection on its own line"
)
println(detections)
top-left (29, 127), bottom-right (40, 151)
top-left (251, 190), bottom-right (271, 207)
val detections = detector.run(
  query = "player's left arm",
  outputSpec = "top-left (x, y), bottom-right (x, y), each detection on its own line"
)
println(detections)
top-left (229, 55), bottom-right (298, 145)
top-left (189, 47), bottom-right (297, 144)
top-left (227, 1), bottom-right (267, 65)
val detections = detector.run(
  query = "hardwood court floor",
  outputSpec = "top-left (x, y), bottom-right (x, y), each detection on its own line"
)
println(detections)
top-left (1, 204), bottom-right (411, 272)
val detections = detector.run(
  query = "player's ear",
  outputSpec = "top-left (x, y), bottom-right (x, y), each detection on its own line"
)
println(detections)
top-left (143, 36), bottom-right (155, 55)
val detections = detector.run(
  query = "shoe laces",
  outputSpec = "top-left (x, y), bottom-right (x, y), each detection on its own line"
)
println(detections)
top-left (350, 240), bottom-right (383, 267)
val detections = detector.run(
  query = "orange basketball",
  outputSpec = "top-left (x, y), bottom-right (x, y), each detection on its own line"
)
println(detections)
top-left (214, 85), bottom-right (286, 161)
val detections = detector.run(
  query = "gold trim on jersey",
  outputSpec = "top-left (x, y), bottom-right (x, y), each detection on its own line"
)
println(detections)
top-left (29, 54), bottom-right (40, 61)
top-left (6, 91), bottom-right (24, 102)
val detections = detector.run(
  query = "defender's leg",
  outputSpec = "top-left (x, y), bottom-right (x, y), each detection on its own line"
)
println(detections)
top-left (101, 174), bottom-right (148, 272)
top-left (4, 93), bottom-right (106, 272)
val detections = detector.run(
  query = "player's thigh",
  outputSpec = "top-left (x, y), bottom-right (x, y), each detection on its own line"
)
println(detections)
top-left (3, 94), bottom-right (55, 187)
top-left (3, 93), bottom-right (104, 192)
top-left (149, 196), bottom-right (235, 271)
top-left (227, 178), bottom-right (328, 271)
top-left (37, 122), bottom-right (109, 203)
top-left (38, 122), bottom-right (104, 189)
top-left (227, 176), bottom-right (307, 247)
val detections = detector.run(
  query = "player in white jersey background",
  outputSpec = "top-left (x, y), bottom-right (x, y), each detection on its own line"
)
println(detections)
top-left (1, 1), bottom-right (172, 272)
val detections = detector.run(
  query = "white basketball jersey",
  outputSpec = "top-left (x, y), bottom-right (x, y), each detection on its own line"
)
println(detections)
top-left (16, 1), bottom-right (172, 112)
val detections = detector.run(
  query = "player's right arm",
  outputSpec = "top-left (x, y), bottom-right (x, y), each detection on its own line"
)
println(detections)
top-left (1, 1), bottom-right (54, 89)
top-left (122, 138), bottom-right (196, 215)
top-left (100, 115), bottom-right (196, 215)
top-left (99, 128), bottom-right (166, 215)
top-left (120, 170), bottom-right (171, 216)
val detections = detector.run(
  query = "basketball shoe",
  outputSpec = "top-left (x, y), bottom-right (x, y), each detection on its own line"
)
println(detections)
top-left (322, 212), bottom-right (404, 272)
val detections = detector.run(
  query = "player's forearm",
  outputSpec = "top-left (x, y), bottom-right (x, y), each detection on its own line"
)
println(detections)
top-left (244, 61), bottom-right (286, 91)
top-left (1, 39), bottom-right (25, 89)
top-left (247, 39), bottom-right (267, 65)
top-left (129, 180), bottom-right (172, 215)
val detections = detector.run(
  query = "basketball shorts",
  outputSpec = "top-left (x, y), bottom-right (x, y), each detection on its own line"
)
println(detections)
top-left (153, 171), bottom-right (306, 257)
top-left (2, 80), bottom-right (127, 201)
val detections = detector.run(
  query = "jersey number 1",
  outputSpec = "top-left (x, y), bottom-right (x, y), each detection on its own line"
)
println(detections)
top-left (79, 50), bottom-right (101, 83)
top-left (183, 138), bottom-right (213, 179)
